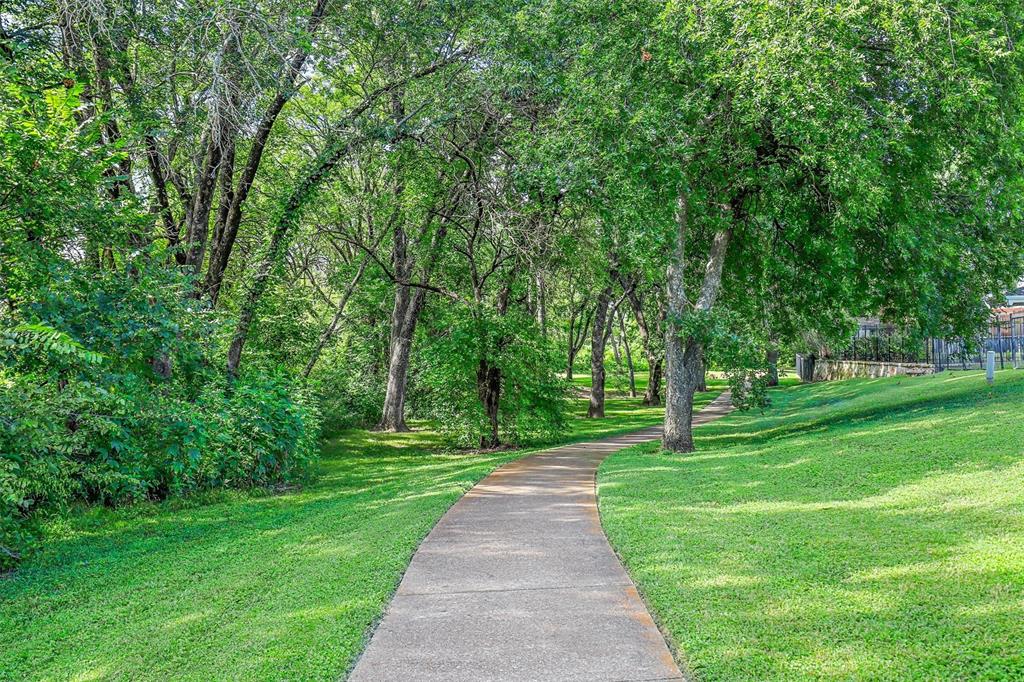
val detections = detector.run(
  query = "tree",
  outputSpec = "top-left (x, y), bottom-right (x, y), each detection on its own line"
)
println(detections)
top-left (531, 0), bottom-right (1024, 452)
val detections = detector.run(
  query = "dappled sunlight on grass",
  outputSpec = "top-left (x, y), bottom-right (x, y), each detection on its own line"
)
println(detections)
top-left (0, 423), bottom-right (525, 679)
top-left (0, 385), bottom-right (696, 680)
top-left (70, 667), bottom-right (110, 682)
top-left (599, 370), bottom-right (1024, 680)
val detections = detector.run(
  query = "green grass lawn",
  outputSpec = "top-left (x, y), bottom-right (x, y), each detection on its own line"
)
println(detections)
top-left (560, 376), bottom-right (723, 442)
top-left (0, 378), bottom-right (717, 681)
top-left (599, 370), bottom-right (1024, 681)
top-left (569, 365), bottom-right (651, 393)
top-left (569, 365), bottom-right (745, 397)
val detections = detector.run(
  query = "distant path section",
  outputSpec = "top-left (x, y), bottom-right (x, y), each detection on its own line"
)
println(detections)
top-left (348, 392), bottom-right (734, 682)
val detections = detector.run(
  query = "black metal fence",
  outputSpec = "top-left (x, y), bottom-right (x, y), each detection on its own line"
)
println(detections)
top-left (836, 316), bottom-right (1024, 371)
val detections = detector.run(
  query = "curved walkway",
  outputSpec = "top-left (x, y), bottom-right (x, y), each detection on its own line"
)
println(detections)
top-left (349, 393), bottom-right (734, 682)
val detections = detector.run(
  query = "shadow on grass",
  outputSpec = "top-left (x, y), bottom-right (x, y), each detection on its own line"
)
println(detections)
top-left (0, 426), bottom-right (524, 680)
top-left (0, 387), bottom-right (698, 680)
top-left (600, 371), bottom-right (1024, 680)
top-left (697, 370), bottom-right (1021, 451)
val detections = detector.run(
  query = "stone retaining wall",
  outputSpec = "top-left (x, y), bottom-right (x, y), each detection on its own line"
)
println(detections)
top-left (797, 356), bottom-right (937, 382)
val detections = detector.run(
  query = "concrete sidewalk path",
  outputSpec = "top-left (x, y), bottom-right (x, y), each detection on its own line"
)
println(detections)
top-left (349, 393), bottom-right (734, 682)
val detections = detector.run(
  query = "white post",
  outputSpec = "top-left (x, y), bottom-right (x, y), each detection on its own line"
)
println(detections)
top-left (987, 350), bottom-right (996, 385)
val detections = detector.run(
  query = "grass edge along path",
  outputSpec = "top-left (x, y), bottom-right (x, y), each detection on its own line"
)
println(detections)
top-left (0, 385), bottom-right (719, 681)
top-left (598, 371), bottom-right (1024, 681)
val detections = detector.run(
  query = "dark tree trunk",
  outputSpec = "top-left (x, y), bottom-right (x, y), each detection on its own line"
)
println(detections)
top-left (644, 357), bottom-right (663, 406)
top-left (477, 358), bottom-right (502, 448)
top-left (475, 280), bottom-right (513, 449)
top-left (619, 276), bottom-right (663, 406)
top-left (587, 286), bottom-right (613, 418)
top-left (766, 346), bottom-right (780, 387)
top-left (696, 352), bottom-right (707, 393)
top-left (619, 310), bottom-right (637, 398)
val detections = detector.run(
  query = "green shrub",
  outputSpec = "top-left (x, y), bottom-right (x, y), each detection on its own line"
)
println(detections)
top-left (414, 304), bottom-right (569, 447)
top-left (0, 268), bottom-right (319, 570)
top-left (0, 367), bottom-right (319, 570)
top-left (307, 351), bottom-right (386, 433)
top-left (0, 74), bottom-right (321, 570)
top-left (218, 378), bottom-right (320, 487)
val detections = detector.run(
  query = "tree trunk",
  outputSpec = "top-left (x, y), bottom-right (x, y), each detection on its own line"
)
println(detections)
top-left (377, 92), bottom-right (417, 432)
top-left (696, 352), bottom-right (707, 393)
top-left (376, 207), bottom-right (454, 430)
top-left (766, 346), bottom-right (780, 387)
top-left (205, 134), bottom-right (236, 274)
top-left (619, 310), bottom-right (637, 398)
top-left (477, 358), bottom-right (502, 448)
top-left (535, 272), bottom-right (547, 337)
top-left (378, 332), bottom-right (413, 431)
top-left (587, 286), bottom-right (613, 418)
top-left (619, 276), bottom-right (663, 406)
top-left (663, 336), bottom-right (705, 452)
top-left (644, 356), bottom-right (663, 406)
top-left (183, 136), bottom-right (223, 271)
top-left (471, 279), bottom-right (514, 449)
top-left (663, 190), bottom-right (732, 453)
top-left (377, 193), bottom-right (416, 431)
top-left (377, 284), bottom-right (426, 431)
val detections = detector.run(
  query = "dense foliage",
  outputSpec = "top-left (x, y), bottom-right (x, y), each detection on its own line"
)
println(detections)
top-left (0, 65), bottom-right (317, 567)
top-left (2, 0), bottom-right (1022, 564)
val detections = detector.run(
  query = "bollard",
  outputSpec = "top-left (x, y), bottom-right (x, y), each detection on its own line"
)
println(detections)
top-left (987, 350), bottom-right (995, 385)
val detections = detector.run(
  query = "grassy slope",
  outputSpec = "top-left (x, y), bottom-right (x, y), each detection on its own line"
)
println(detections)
top-left (0, 375), bottom-right (714, 681)
top-left (599, 371), bottom-right (1024, 681)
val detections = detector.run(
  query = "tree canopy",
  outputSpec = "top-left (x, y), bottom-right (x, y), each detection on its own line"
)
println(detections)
top-left (2, 0), bottom-right (1022, 565)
